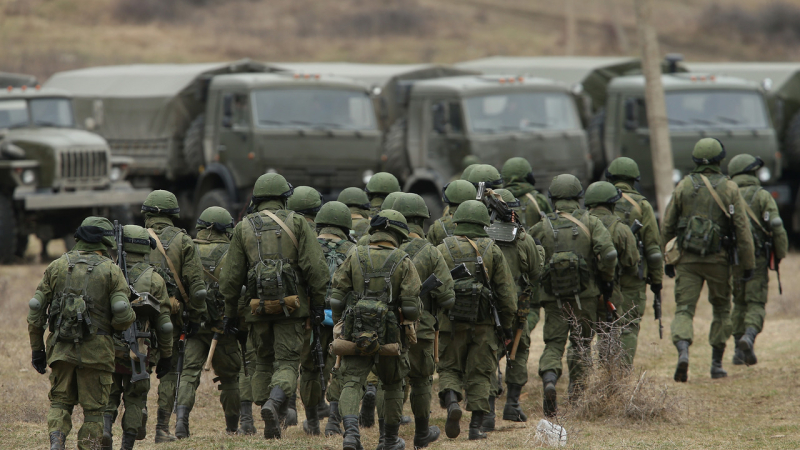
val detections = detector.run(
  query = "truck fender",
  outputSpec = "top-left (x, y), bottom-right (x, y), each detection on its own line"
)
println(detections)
top-left (194, 162), bottom-right (239, 205)
top-left (402, 168), bottom-right (444, 194)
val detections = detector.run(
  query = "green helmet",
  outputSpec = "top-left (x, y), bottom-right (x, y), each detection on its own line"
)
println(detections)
top-left (75, 216), bottom-right (116, 249)
top-left (287, 186), bottom-right (323, 215)
top-left (584, 181), bottom-right (622, 207)
top-left (196, 206), bottom-right (234, 232)
top-left (605, 157), bottom-right (640, 181)
top-left (442, 180), bottom-right (478, 205)
top-left (493, 188), bottom-right (520, 207)
top-left (501, 157), bottom-right (536, 186)
top-left (548, 174), bottom-right (584, 200)
top-left (462, 155), bottom-right (480, 170)
top-left (692, 138), bottom-right (726, 165)
top-left (393, 193), bottom-right (430, 219)
top-left (253, 173), bottom-right (294, 199)
top-left (466, 164), bottom-right (503, 188)
top-left (453, 200), bottom-right (491, 227)
top-left (338, 187), bottom-right (370, 209)
top-left (728, 153), bottom-right (764, 177)
top-left (123, 225), bottom-right (154, 255)
top-left (365, 172), bottom-right (401, 196)
top-left (461, 164), bottom-right (479, 180)
top-left (141, 190), bottom-right (180, 218)
top-left (316, 201), bottom-right (352, 230)
top-left (381, 191), bottom-right (405, 211)
top-left (369, 209), bottom-right (409, 239)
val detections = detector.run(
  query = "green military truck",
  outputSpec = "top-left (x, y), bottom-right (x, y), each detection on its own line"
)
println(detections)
top-left (1, 72), bottom-right (38, 88)
top-left (46, 60), bottom-right (383, 224)
top-left (0, 85), bottom-right (149, 262)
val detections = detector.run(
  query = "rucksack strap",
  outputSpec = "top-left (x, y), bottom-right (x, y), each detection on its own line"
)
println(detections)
top-left (403, 238), bottom-right (429, 261)
top-left (524, 193), bottom-right (543, 218)
top-left (557, 211), bottom-right (591, 237)
top-left (147, 228), bottom-right (189, 302)
top-left (464, 237), bottom-right (491, 285)
top-left (698, 174), bottom-right (731, 219)
top-left (620, 192), bottom-right (643, 215)
top-left (260, 210), bottom-right (299, 250)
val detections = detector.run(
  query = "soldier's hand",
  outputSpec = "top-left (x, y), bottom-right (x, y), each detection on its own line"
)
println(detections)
top-left (742, 269), bottom-right (754, 282)
top-left (222, 316), bottom-right (239, 336)
top-left (311, 306), bottom-right (326, 326)
top-left (650, 283), bottom-right (662, 296)
top-left (155, 357), bottom-right (171, 379)
top-left (31, 350), bottom-right (47, 374)
top-left (664, 265), bottom-right (676, 279)
top-left (503, 328), bottom-right (514, 347)
top-left (186, 320), bottom-right (201, 338)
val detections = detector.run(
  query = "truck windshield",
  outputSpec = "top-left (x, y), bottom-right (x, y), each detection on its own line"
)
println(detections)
top-left (253, 89), bottom-right (376, 130)
top-left (665, 90), bottom-right (768, 129)
top-left (0, 99), bottom-right (28, 128)
top-left (464, 92), bottom-right (579, 133)
top-left (29, 98), bottom-right (75, 127)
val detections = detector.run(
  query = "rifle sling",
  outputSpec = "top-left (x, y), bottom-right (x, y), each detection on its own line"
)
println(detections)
top-left (260, 209), bottom-right (300, 250)
top-left (743, 202), bottom-right (770, 236)
top-left (524, 193), bottom-right (543, 217)
top-left (620, 192), bottom-right (643, 215)
top-left (147, 228), bottom-right (190, 303)
top-left (557, 211), bottom-right (591, 237)
top-left (698, 174), bottom-right (730, 219)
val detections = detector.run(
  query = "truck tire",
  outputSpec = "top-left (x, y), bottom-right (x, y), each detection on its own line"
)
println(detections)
top-left (183, 114), bottom-right (206, 174)
top-left (0, 194), bottom-right (18, 263)
top-left (196, 188), bottom-right (234, 227)
top-left (588, 109), bottom-right (607, 180)
top-left (383, 118), bottom-right (412, 182)
top-left (420, 191), bottom-right (443, 233)
top-left (108, 205), bottom-right (135, 226)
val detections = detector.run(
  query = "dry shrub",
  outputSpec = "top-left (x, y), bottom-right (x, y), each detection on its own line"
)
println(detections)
top-left (700, 2), bottom-right (800, 44)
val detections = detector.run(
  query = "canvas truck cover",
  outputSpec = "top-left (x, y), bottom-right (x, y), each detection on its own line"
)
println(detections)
top-left (0, 72), bottom-right (38, 88)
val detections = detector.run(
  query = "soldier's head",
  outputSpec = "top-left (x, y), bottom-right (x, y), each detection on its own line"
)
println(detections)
top-left (287, 186), bottom-right (323, 220)
top-left (692, 138), bottom-right (726, 166)
top-left (442, 180), bottom-right (478, 206)
top-left (547, 174), bottom-right (584, 207)
top-left (465, 164), bottom-right (503, 189)
top-left (381, 192), bottom-right (405, 211)
top-left (122, 225), bottom-right (157, 256)
top-left (584, 181), bottom-right (622, 212)
top-left (252, 173), bottom-right (294, 208)
top-left (338, 187), bottom-right (370, 211)
top-left (501, 157), bottom-right (536, 187)
top-left (461, 163), bottom-right (479, 180)
top-left (728, 153), bottom-right (764, 179)
top-left (494, 188), bottom-right (520, 208)
top-left (462, 155), bottom-right (481, 170)
top-left (452, 200), bottom-right (491, 237)
top-left (74, 216), bottom-right (116, 250)
top-left (393, 193), bottom-right (430, 230)
top-left (196, 206), bottom-right (234, 238)
top-left (315, 201), bottom-right (352, 235)
top-left (365, 172), bottom-right (401, 200)
top-left (368, 209), bottom-right (409, 245)
top-left (141, 190), bottom-right (180, 221)
top-left (605, 157), bottom-right (641, 184)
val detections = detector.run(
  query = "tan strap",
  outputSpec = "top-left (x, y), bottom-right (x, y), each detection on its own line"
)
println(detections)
top-left (202, 267), bottom-right (219, 283)
top-left (464, 237), bottom-right (490, 278)
top-left (698, 174), bottom-right (730, 219)
top-left (318, 233), bottom-right (342, 241)
top-left (557, 211), bottom-right (591, 237)
top-left (351, 213), bottom-right (364, 219)
top-left (147, 228), bottom-right (190, 303)
top-left (620, 192), bottom-right (643, 215)
top-left (260, 210), bottom-right (299, 249)
top-left (743, 203), bottom-right (770, 236)
top-left (524, 193), bottom-right (543, 217)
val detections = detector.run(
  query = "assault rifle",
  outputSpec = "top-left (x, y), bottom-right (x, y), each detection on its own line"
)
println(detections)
top-left (653, 289), bottom-right (663, 339)
top-left (476, 182), bottom-right (516, 223)
top-left (114, 221), bottom-right (150, 383)
top-left (766, 241), bottom-right (783, 295)
top-left (312, 319), bottom-right (326, 396)
top-left (173, 310), bottom-right (188, 414)
top-left (630, 220), bottom-right (645, 280)
top-left (419, 264), bottom-right (471, 363)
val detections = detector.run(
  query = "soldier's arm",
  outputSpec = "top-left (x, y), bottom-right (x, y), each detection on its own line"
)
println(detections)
top-left (28, 262), bottom-right (56, 351)
top-left (296, 217), bottom-right (330, 308)
top-left (640, 199), bottom-right (663, 284)
top-left (429, 247), bottom-right (455, 309)
top-left (489, 246), bottom-right (518, 329)
top-left (427, 226), bottom-right (439, 246)
top-left (109, 264), bottom-right (135, 330)
top-left (523, 234), bottom-right (544, 283)
top-left (180, 234), bottom-right (207, 321)
top-left (528, 221), bottom-right (545, 241)
top-left (589, 216), bottom-right (617, 281)
top-left (761, 192), bottom-right (788, 260)
top-left (221, 224), bottom-right (248, 319)
top-left (538, 192), bottom-right (553, 214)
top-left (151, 273), bottom-right (173, 358)
top-left (661, 188), bottom-right (681, 249)
top-left (730, 184), bottom-right (755, 270)
top-left (397, 258), bottom-right (422, 319)
top-left (435, 243), bottom-right (455, 269)
top-left (617, 226), bottom-right (640, 271)
top-left (330, 253), bottom-right (356, 321)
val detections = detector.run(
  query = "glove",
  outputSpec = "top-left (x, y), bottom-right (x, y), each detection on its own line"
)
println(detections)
top-left (503, 328), bottom-right (514, 346)
top-left (650, 283), bottom-right (662, 296)
top-left (186, 320), bottom-right (201, 338)
top-left (311, 305), bottom-right (325, 326)
top-left (31, 350), bottom-right (47, 374)
top-left (222, 316), bottom-right (239, 336)
top-left (665, 264), bottom-right (676, 278)
top-left (742, 269), bottom-right (754, 282)
top-left (155, 357), bottom-right (171, 379)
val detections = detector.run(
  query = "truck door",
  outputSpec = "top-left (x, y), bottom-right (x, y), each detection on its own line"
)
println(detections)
top-left (217, 91), bottom-right (256, 188)
top-left (426, 98), bottom-right (468, 181)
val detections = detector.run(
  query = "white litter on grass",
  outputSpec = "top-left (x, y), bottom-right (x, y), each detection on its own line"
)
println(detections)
top-left (534, 419), bottom-right (567, 447)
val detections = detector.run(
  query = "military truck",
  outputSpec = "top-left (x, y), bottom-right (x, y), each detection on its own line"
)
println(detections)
top-left (1, 72), bottom-right (38, 88)
top-left (0, 85), bottom-right (149, 262)
top-left (46, 60), bottom-right (383, 224)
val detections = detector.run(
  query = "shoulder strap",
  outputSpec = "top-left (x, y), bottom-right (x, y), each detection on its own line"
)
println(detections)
top-left (403, 238), bottom-right (429, 260)
top-left (620, 192), bottom-right (643, 215)
top-left (557, 211), bottom-right (591, 237)
top-left (260, 210), bottom-right (300, 250)
top-left (524, 193), bottom-right (543, 217)
top-left (147, 228), bottom-right (189, 302)
top-left (464, 237), bottom-right (490, 284)
top-left (740, 187), bottom-right (770, 236)
top-left (698, 174), bottom-right (731, 219)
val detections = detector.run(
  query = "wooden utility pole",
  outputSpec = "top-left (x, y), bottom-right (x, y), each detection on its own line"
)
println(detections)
top-left (634, 0), bottom-right (674, 220)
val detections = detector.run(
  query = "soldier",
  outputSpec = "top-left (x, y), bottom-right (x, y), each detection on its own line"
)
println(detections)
top-left (356, 191), bottom-right (405, 246)
top-left (338, 187), bottom-right (371, 241)
top-left (365, 172), bottom-right (402, 215)
top-left (300, 201), bottom-right (357, 436)
top-left (288, 186), bottom-right (324, 229)
top-left (584, 182), bottom-right (640, 366)
top-left (662, 138), bottom-right (755, 382)
top-left (393, 193), bottom-right (455, 448)
top-left (218, 173), bottom-right (329, 440)
top-left (173, 207), bottom-right (242, 437)
top-left (727, 154), bottom-right (788, 366)
top-left (529, 175), bottom-right (617, 417)
top-left (28, 217), bottom-right (136, 450)
top-left (464, 164), bottom-right (504, 189)
top-left (141, 190), bottom-right (208, 443)
top-left (501, 157), bottom-right (552, 229)
top-left (436, 200), bottom-right (517, 441)
top-left (452, 155), bottom-right (481, 181)
top-left (605, 157), bottom-right (664, 366)
top-left (329, 210), bottom-right (422, 450)
top-left (103, 225), bottom-right (173, 450)
top-left (237, 338), bottom-right (257, 435)
top-left (428, 181), bottom-right (478, 247)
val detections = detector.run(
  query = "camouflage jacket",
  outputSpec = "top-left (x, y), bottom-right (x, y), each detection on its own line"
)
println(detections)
top-left (590, 206), bottom-right (640, 294)
top-left (427, 206), bottom-right (458, 247)
top-left (318, 226), bottom-right (357, 307)
top-left (193, 229), bottom-right (230, 331)
top-left (612, 181), bottom-right (663, 285)
top-left (505, 182), bottom-right (552, 229)
top-left (349, 207), bottom-right (371, 241)
top-left (493, 226), bottom-right (544, 322)
top-left (732, 174), bottom-right (788, 262)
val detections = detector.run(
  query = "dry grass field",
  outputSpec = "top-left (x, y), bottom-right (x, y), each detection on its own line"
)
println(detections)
top-left (2, 252), bottom-right (799, 449)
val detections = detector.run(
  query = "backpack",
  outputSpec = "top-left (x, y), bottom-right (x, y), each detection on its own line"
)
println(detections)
top-left (195, 240), bottom-right (229, 322)
top-left (319, 238), bottom-right (352, 300)
top-left (441, 237), bottom-right (494, 323)
top-left (147, 226), bottom-right (184, 300)
top-left (677, 174), bottom-right (729, 256)
top-left (540, 212), bottom-right (593, 302)
top-left (114, 261), bottom-right (160, 362)
top-left (49, 252), bottom-right (110, 343)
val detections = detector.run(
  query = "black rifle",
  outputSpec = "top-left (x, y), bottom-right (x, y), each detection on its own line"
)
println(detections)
top-left (653, 289), bottom-right (663, 339)
top-left (238, 329), bottom-right (249, 377)
top-left (630, 219), bottom-right (645, 280)
top-left (476, 182), bottom-right (516, 223)
top-left (766, 240), bottom-right (783, 295)
top-left (312, 320), bottom-right (327, 396)
top-left (173, 311), bottom-right (188, 414)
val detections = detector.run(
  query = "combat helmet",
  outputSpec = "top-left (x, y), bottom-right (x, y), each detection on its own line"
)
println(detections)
top-left (501, 157), bottom-right (536, 186)
top-left (196, 206), bottom-right (234, 233)
top-left (548, 174), bottom-right (584, 200)
top-left (605, 157), bottom-right (641, 182)
top-left (584, 181), bottom-right (622, 208)
top-left (338, 187), bottom-right (370, 210)
top-left (365, 172), bottom-right (401, 196)
top-left (393, 193), bottom-right (430, 220)
top-left (442, 180), bottom-right (478, 205)
top-left (74, 216), bottom-right (116, 249)
top-left (493, 189), bottom-right (520, 208)
top-left (728, 154), bottom-right (764, 178)
top-left (316, 201), bottom-right (352, 231)
top-left (141, 190), bottom-right (180, 218)
top-left (252, 173), bottom-right (294, 200)
top-left (287, 186), bottom-right (323, 216)
top-left (453, 200), bottom-right (491, 227)
top-left (692, 138), bottom-right (726, 165)
top-left (123, 225), bottom-right (156, 255)
top-left (466, 164), bottom-right (503, 188)
top-left (369, 209), bottom-right (409, 239)
top-left (381, 191), bottom-right (405, 211)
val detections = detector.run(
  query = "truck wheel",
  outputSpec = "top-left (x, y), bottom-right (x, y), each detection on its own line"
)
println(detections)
top-left (183, 114), bottom-right (206, 175)
top-left (383, 118), bottom-right (412, 182)
top-left (109, 205), bottom-right (136, 226)
top-left (588, 109), bottom-right (607, 180)
top-left (196, 188), bottom-right (234, 224)
top-left (0, 194), bottom-right (18, 263)
top-left (420, 192), bottom-right (443, 233)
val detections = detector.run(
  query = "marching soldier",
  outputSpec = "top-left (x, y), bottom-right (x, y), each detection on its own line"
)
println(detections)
top-left (338, 187), bottom-right (372, 241)
top-left (428, 180), bottom-right (478, 247)
top-left (501, 157), bottom-right (552, 229)
top-left (288, 186), bottom-right (324, 229)
top-left (365, 172), bottom-right (402, 215)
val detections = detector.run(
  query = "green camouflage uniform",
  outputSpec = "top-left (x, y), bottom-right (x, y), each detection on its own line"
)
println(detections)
top-left (427, 205), bottom-right (458, 247)
top-left (28, 243), bottom-right (135, 449)
top-left (350, 208), bottom-right (371, 241)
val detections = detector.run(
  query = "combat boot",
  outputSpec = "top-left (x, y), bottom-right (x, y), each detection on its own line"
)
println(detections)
top-left (412, 416), bottom-right (440, 448)
top-left (120, 431), bottom-right (137, 450)
top-left (50, 430), bottom-right (66, 450)
top-left (261, 386), bottom-right (287, 439)
top-left (384, 422), bottom-right (406, 450)
top-left (481, 396), bottom-right (495, 432)
top-left (237, 401), bottom-right (256, 435)
top-left (711, 346), bottom-right (728, 379)
top-left (732, 335), bottom-right (745, 365)
top-left (303, 402), bottom-right (320, 436)
top-left (503, 383), bottom-right (527, 422)
top-left (468, 411), bottom-right (487, 440)
top-left (674, 340), bottom-right (690, 383)
top-left (342, 415), bottom-right (364, 450)
top-left (284, 393), bottom-right (298, 427)
top-left (443, 390), bottom-right (462, 439)
top-left (225, 414), bottom-right (239, 435)
top-left (102, 413), bottom-right (113, 450)
top-left (359, 383), bottom-right (377, 428)
top-left (154, 409), bottom-right (177, 443)
top-left (317, 400), bottom-right (331, 420)
top-left (325, 401), bottom-right (342, 436)
top-left (542, 371), bottom-right (558, 418)
top-left (174, 406), bottom-right (190, 439)
top-left (738, 327), bottom-right (758, 366)
top-left (376, 418), bottom-right (385, 450)
top-left (136, 407), bottom-right (147, 441)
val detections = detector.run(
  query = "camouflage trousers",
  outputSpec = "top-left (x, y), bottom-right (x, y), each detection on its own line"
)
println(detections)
top-left (339, 353), bottom-right (410, 426)
top-left (105, 370), bottom-right (150, 436)
top-left (732, 258), bottom-right (769, 335)
top-left (438, 325), bottom-right (498, 413)
top-left (156, 337), bottom-right (180, 413)
top-left (48, 361), bottom-right (112, 450)
top-left (503, 305), bottom-right (541, 388)
top-left (671, 262), bottom-right (732, 348)
top-left (239, 333), bottom-right (256, 403)
top-left (595, 276), bottom-right (646, 367)
top-left (250, 319), bottom-right (305, 404)
top-left (179, 332), bottom-right (242, 417)
top-left (299, 324), bottom-right (336, 410)
top-left (538, 297), bottom-right (598, 384)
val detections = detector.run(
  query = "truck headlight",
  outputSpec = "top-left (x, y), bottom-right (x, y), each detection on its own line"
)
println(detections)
top-left (21, 169), bottom-right (36, 185)
top-left (757, 167), bottom-right (771, 182)
top-left (672, 169), bottom-right (682, 184)
top-left (362, 170), bottom-right (374, 185)
top-left (109, 166), bottom-right (122, 182)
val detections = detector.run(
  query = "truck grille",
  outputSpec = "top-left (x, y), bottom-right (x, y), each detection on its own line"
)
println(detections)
top-left (108, 139), bottom-right (170, 175)
top-left (60, 148), bottom-right (108, 189)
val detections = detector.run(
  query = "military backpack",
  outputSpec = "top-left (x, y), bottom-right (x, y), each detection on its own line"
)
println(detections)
top-left (49, 251), bottom-right (112, 343)
top-left (677, 174), bottom-right (732, 257)
top-left (195, 240), bottom-right (229, 323)
top-left (441, 236), bottom-right (495, 323)
top-left (540, 211), bottom-right (594, 303)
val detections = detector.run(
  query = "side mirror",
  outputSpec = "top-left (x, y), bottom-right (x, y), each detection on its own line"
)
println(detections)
top-left (432, 103), bottom-right (448, 134)
top-left (624, 98), bottom-right (637, 131)
top-left (222, 94), bottom-right (233, 128)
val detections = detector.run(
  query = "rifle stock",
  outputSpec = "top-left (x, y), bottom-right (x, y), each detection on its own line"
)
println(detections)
top-left (204, 332), bottom-right (220, 371)
top-left (173, 312), bottom-right (188, 414)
